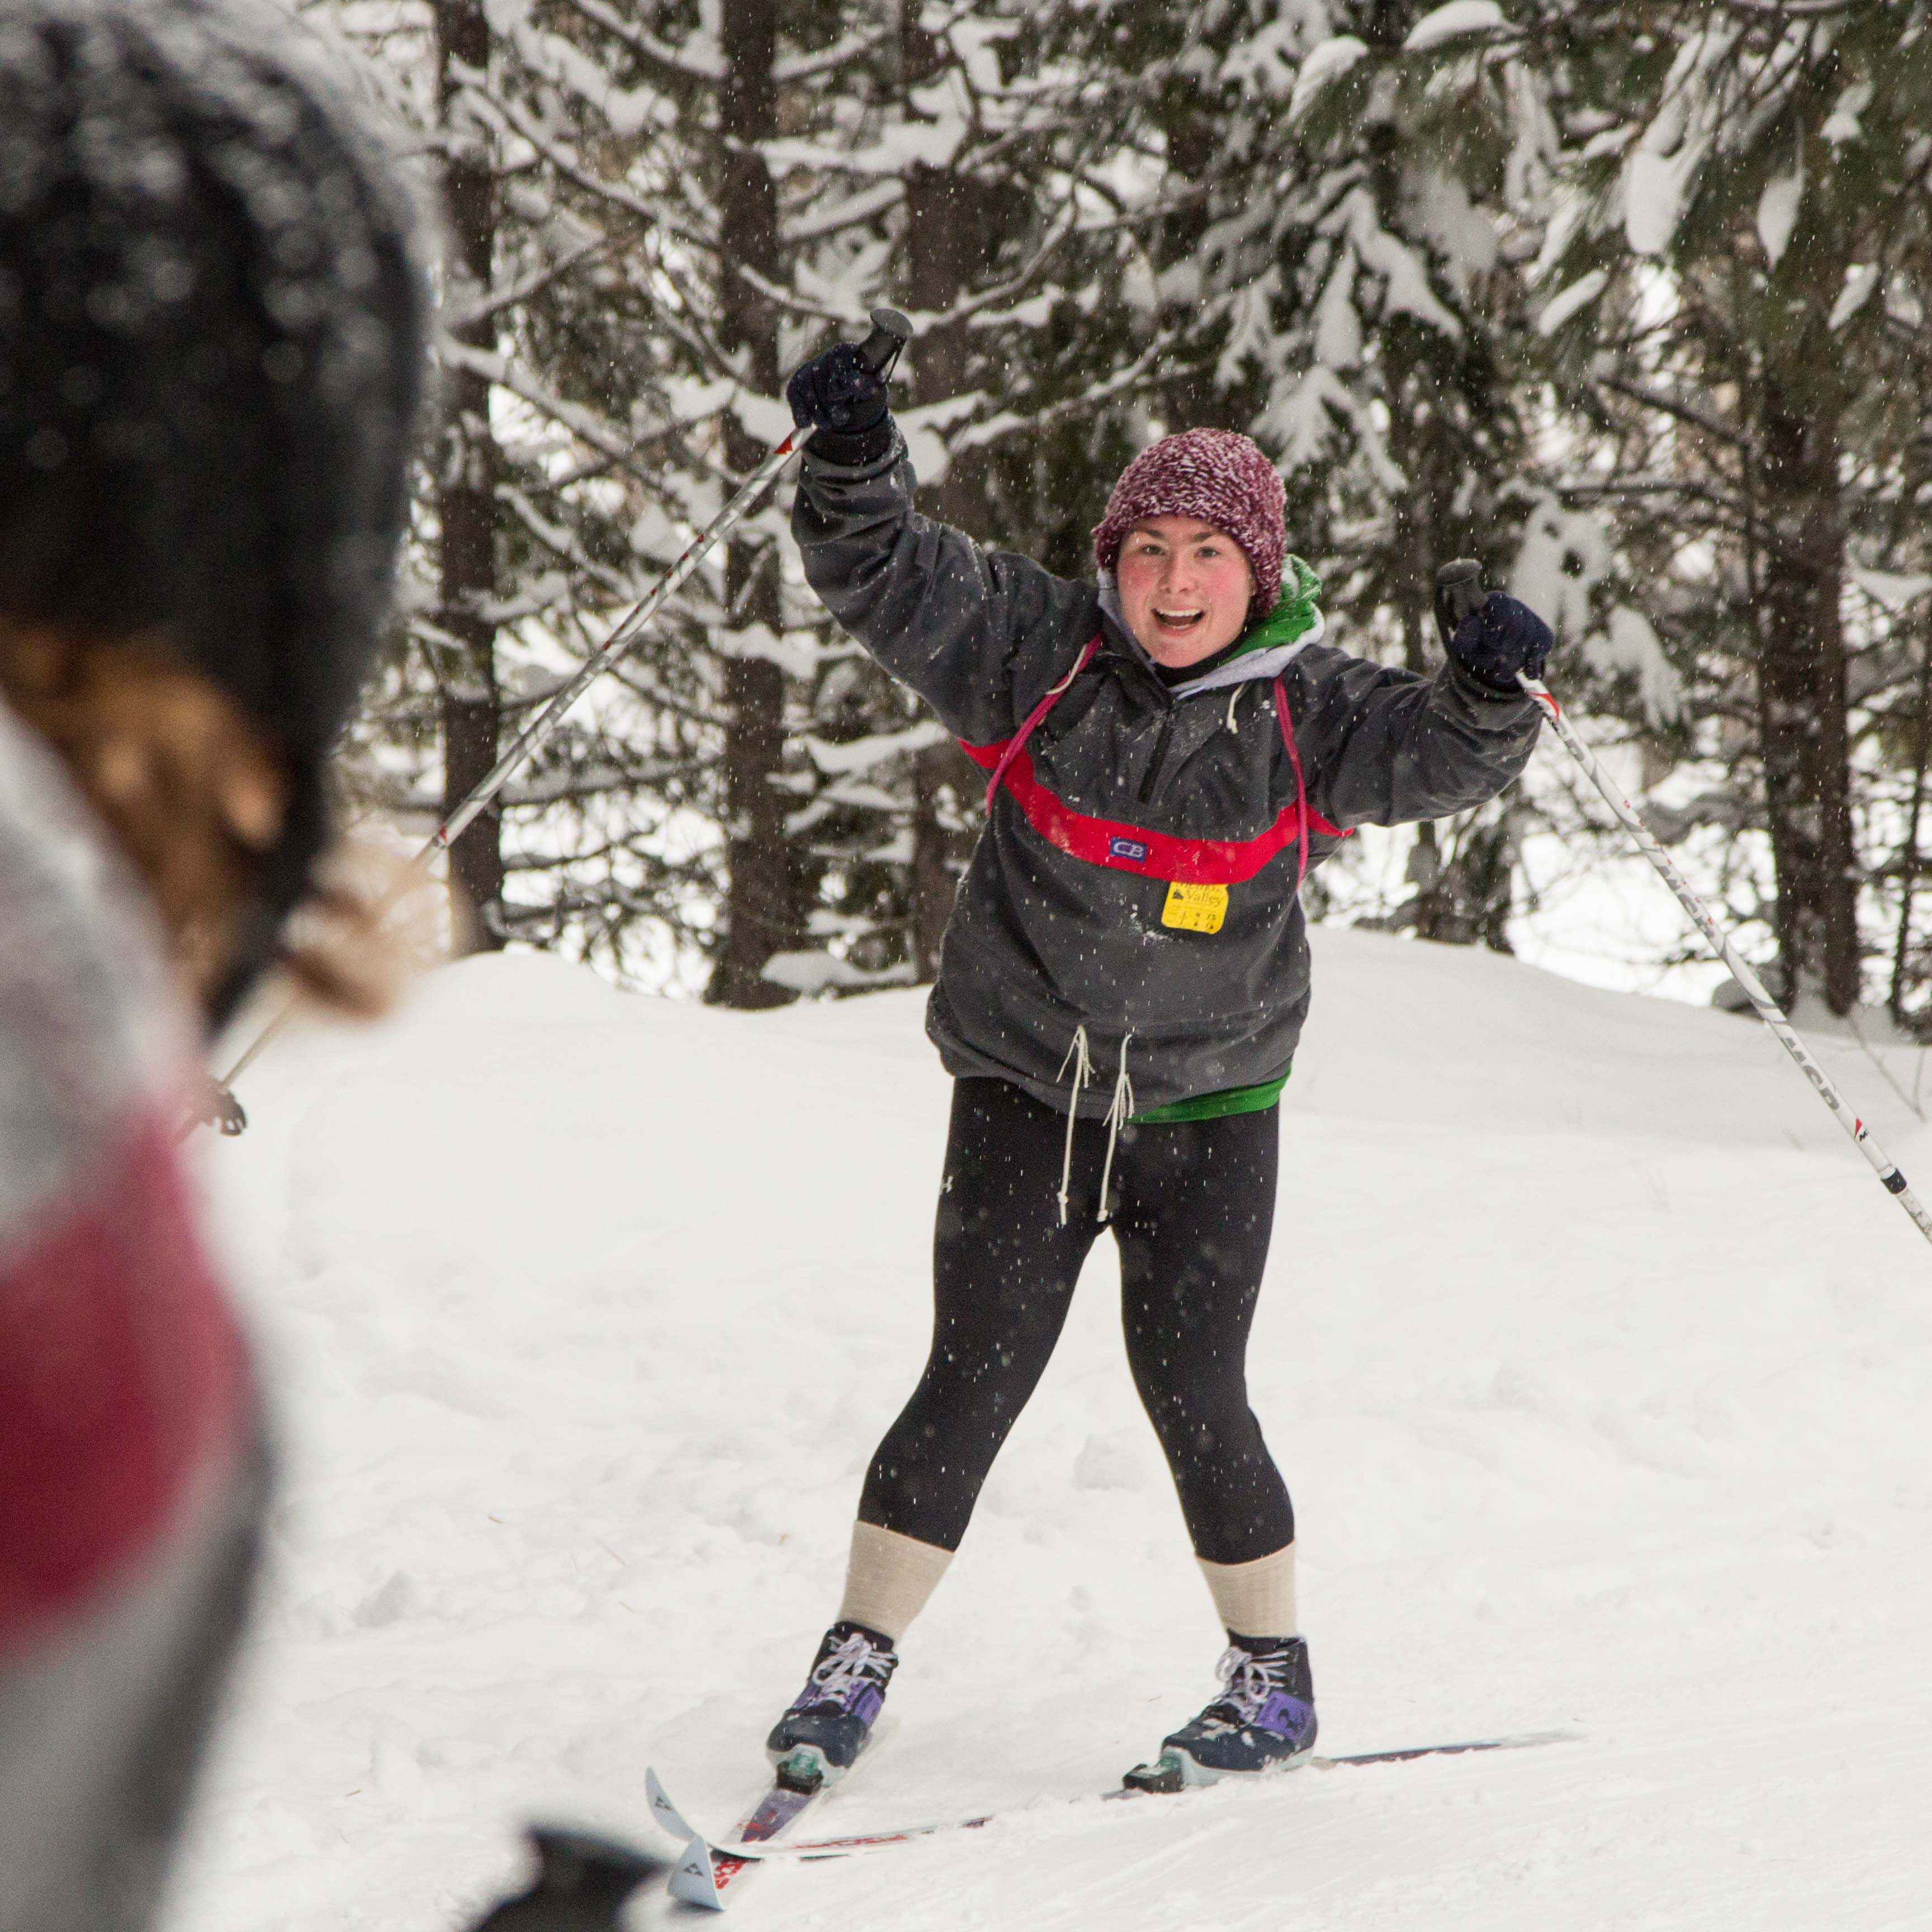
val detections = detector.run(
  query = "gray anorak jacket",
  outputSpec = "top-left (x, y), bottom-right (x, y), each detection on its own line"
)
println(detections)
top-left (792, 432), bottom-right (1542, 1119)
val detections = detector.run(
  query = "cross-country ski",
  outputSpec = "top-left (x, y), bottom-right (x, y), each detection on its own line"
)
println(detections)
top-left (646, 1731), bottom-right (1575, 1879)
top-left (646, 1739), bottom-right (893, 1911)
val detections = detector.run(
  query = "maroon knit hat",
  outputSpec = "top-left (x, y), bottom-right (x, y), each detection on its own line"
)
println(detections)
top-left (1092, 429), bottom-right (1288, 613)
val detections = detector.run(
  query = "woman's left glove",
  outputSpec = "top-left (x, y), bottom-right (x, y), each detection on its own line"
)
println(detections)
top-left (786, 343), bottom-right (894, 466)
top-left (1446, 593), bottom-right (1554, 695)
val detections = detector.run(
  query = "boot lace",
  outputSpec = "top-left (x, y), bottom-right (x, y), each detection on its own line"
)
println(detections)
top-left (799, 1630), bottom-right (893, 1711)
top-left (1199, 1644), bottom-right (1290, 1735)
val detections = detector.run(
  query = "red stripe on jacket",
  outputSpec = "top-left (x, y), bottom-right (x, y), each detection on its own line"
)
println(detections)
top-left (960, 737), bottom-right (1344, 886)
top-left (0, 1108), bottom-right (245, 1658)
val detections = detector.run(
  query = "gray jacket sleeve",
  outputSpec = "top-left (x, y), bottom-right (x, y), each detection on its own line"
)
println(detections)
top-left (1287, 643), bottom-right (1541, 828)
top-left (790, 431), bottom-right (1099, 745)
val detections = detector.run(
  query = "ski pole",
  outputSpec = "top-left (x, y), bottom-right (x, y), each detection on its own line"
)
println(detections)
top-left (190, 307), bottom-right (914, 1137)
top-left (1436, 560), bottom-right (1932, 1249)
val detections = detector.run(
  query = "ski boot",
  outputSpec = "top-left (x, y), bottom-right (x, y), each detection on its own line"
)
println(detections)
top-left (765, 1621), bottom-right (898, 1789)
top-left (1124, 1633), bottom-right (1317, 1792)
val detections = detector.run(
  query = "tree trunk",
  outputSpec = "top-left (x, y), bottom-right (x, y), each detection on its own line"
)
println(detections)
top-left (1158, 114), bottom-right (1243, 435)
top-left (900, 15), bottom-right (993, 980)
top-left (706, 0), bottom-right (798, 1007)
top-left (1888, 615), bottom-right (1932, 1022)
top-left (1756, 372), bottom-right (1858, 1012)
top-left (434, 0), bottom-right (505, 953)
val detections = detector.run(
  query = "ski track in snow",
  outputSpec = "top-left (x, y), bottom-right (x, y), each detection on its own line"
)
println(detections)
top-left (170, 928), bottom-right (1932, 1930)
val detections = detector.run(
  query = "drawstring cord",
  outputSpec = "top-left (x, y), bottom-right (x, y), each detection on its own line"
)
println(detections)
top-left (1055, 1026), bottom-right (1134, 1227)
top-left (1055, 1025), bottom-right (1094, 1227)
top-left (1097, 1032), bottom-right (1134, 1225)
top-left (1044, 655), bottom-right (1086, 699)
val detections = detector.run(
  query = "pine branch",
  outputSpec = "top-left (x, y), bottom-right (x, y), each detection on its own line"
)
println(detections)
top-left (444, 236), bottom-right (608, 333)
top-left (953, 329), bottom-right (1181, 452)
top-left (1708, 0), bottom-right (1862, 16)
top-left (439, 340), bottom-right (651, 477)
top-left (1602, 377), bottom-right (1746, 450)
top-left (555, 0), bottom-right (724, 84)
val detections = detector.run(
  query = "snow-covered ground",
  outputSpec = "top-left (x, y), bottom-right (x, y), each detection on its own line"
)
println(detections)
top-left (173, 929), bottom-right (1932, 1930)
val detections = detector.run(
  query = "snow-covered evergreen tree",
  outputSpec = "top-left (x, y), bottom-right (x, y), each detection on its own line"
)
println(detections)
top-left (1530, 0), bottom-right (1932, 1019)
top-left (1087, 0), bottom-right (1550, 943)
top-left (304, 0), bottom-right (1932, 1019)
top-left (304, 0), bottom-right (1154, 998)
top-left (307, 0), bottom-right (741, 983)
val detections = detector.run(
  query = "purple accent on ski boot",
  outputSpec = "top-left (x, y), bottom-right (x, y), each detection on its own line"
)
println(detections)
top-left (1251, 1685), bottom-right (1312, 1735)
top-left (766, 1621), bottom-right (897, 1782)
top-left (1126, 1633), bottom-right (1317, 1789)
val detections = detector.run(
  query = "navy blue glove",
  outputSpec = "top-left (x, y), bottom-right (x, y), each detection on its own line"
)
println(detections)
top-left (1447, 593), bottom-right (1554, 696)
top-left (785, 343), bottom-right (893, 466)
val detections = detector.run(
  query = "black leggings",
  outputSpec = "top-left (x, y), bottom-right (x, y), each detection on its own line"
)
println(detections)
top-left (859, 1077), bottom-right (1294, 1566)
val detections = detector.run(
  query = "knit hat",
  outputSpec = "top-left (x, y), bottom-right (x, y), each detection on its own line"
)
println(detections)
top-left (0, 0), bottom-right (429, 1023)
top-left (1092, 430), bottom-right (1288, 613)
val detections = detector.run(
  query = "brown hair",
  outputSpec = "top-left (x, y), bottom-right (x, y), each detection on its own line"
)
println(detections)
top-left (0, 623), bottom-right (406, 1019)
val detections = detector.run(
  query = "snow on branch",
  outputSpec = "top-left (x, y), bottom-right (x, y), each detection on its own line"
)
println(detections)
top-left (465, 80), bottom-right (666, 230)
top-left (1853, 570), bottom-right (1932, 611)
top-left (800, 722), bottom-right (951, 775)
top-left (1403, 1), bottom-right (1512, 54)
top-left (1512, 493), bottom-right (1682, 724)
top-left (1537, 270), bottom-right (1607, 337)
top-left (557, 0), bottom-right (724, 83)
top-left (775, 22), bottom-right (897, 83)
top-left (717, 624), bottom-right (824, 681)
top-left (498, 489), bottom-right (641, 604)
top-left (763, 124), bottom-right (967, 179)
top-left (1288, 37), bottom-right (1367, 127)
top-left (441, 342), bottom-right (646, 473)
top-left (443, 237), bottom-right (607, 334)
top-left (761, 952), bottom-right (918, 993)
top-left (733, 200), bottom-right (1080, 343)
top-left (1330, 187), bottom-right (1464, 342)
top-left (950, 329), bottom-right (1180, 454)
top-left (506, 17), bottom-right (663, 137)
top-left (784, 179), bottom-right (904, 245)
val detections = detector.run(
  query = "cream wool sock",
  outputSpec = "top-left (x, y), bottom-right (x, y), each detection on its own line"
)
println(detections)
top-left (1197, 1543), bottom-right (1297, 1640)
top-left (836, 1521), bottom-right (955, 1644)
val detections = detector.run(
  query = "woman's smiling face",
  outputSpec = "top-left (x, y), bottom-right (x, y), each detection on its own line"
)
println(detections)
top-left (1116, 515), bottom-right (1256, 669)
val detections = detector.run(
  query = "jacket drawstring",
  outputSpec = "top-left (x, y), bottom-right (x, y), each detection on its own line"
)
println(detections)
top-left (1097, 1032), bottom-right (1134, 1225)
top-left (1056, 1026), bottom-right (1134, 1227)
top-left (1055, 1025), bottom-right (1094, 1227)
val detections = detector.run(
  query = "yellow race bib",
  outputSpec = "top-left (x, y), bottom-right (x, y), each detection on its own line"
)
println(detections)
top-left (1162, 880), bottom-right (1228, 934)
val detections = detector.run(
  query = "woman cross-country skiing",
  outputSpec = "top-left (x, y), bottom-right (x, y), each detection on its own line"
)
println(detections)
top-left (765, 339), bottom-right (1552, 1793)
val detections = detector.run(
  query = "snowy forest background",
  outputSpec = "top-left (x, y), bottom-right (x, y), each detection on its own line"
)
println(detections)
top-left (306, 0), bottom-right (1932, 1031)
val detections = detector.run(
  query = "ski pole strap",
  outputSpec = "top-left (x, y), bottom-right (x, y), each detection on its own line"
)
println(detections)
top-left (984, 635), bottom-right (1102, 816)
top-left (1273, 675), bottom-right (1310, 893)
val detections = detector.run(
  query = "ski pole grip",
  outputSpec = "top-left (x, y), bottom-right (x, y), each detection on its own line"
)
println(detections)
top-left (1437, 558), bottom-right (1485, 626)
top-left (1434, 557), bottom-right (1486, 652)
top-left (856, 306), bottom-right (912, 377)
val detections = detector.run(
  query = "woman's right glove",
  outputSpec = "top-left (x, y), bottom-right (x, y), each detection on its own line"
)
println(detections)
top-left (786, 343), bottom-right (894, 466)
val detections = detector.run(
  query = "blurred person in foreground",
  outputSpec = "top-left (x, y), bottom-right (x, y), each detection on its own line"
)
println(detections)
top-left (0, 3), bottom-right (426, 1927)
